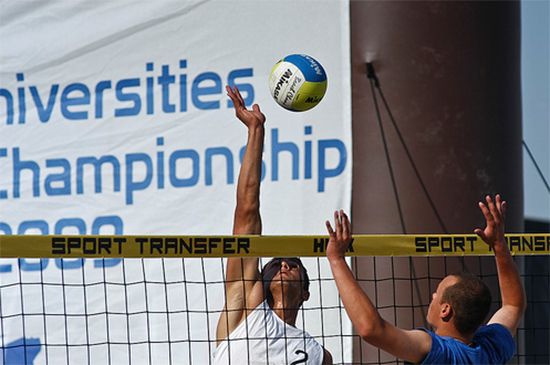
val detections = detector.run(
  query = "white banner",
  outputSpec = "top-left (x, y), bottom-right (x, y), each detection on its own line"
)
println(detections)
top-left (0, 1), bottom-right (351, 363)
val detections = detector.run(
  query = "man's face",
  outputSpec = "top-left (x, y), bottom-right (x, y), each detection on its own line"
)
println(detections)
top-left (426, 275), bottom-right (459, 327)
top-left (269, 259), bottom-right (304, 287)
top-left (263, 258), bottom-right (308, 303)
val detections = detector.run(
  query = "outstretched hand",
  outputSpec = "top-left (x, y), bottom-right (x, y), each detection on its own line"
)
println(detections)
top-left (226, 85), bottom-right (265, 129)
top-left (325, 210), bottom-right (352, 261)
top-left (474, 194), bottom-right (507, 250)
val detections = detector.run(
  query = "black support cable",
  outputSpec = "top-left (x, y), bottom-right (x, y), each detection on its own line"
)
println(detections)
top-left (367, 63), bottom-right (407, 234)
top-left (367, 62), bottom-right (449, 331)
top-left (367, 63), bottom-right (449, 234)
top-left (522, 140), bottom-right (550, 193)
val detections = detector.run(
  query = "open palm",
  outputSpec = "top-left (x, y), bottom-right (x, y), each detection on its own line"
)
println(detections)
top-left (226, 85), bottom-right (265, 128)
top-left (474, 194), bottom-right (507, 248)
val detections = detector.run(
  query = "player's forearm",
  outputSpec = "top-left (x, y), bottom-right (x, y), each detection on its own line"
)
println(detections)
top-left (236, 126), bottom-right (264, 202)
top-left (328, 257), bottom-right (386, 339)
top-left (228, 126), bottom-right (264, 281)
top-left (234, 125), bottom-right (264, 234)
top-left (494, 243), bottom-right (526, 311)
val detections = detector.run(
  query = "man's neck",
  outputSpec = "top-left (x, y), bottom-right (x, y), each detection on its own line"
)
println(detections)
top-left (269, 298), bottom-right (300, 326)
top-left (435, 326), bottom-right (474, 345)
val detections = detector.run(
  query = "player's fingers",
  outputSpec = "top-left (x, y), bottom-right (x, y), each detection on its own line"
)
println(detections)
top-left (334, 210), bottom-right (343, 239)
top-left (474, 228), bottom-right (486, 241)
top-left (229, 85), bottom-right (243, 105)
top-left (234, 86), bottom-right (245, 106)
top-left (325, 220), bottom-right (335, 236)
top-left (331, 211), bottom-right (338, 236)
top-left (479, 200), bottom-right (493, 223)
top-left (495, 194), bottom-right (503, 217)
top-left (226, 93), bottom-right (242, 113)
top-left (226, 86), bottom-right (238, 103)
top-left (486, 195), bottom-right (498, 219)
top-left (252, 104), bottom-right (262, 115)
top-left (491, 194), bottom-right (502, 224)
top-left (495, 194), bottom-right (507, 217)
top-left (341, 210), bottom-right (350, 238)
top-left (341, 209), bottom-right (349, 222)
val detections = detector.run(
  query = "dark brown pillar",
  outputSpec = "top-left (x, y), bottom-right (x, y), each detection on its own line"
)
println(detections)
top-left (349, 2), bottom-right (523, 363)
top-left (351, 1), bottom-right (523, 234)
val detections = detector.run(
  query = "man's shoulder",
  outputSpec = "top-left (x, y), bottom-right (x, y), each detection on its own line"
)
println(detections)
top-left (418, 325), bottom-right (515, 365)
top-left (418, 331), bottom-right (471, 365)
top-left (473, 323), bottom-right (515, 350)
top-left (474, 323), bottom-right (513, 338)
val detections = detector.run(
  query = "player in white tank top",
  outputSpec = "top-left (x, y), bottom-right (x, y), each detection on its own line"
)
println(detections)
top-left (214, 86), bottom-right (332, 365)
top-left (214, 300), bottom-right (324, 365)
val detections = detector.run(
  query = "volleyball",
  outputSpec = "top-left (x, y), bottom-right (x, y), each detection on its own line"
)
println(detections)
top-left (268, 54), bottom-right (328, 112)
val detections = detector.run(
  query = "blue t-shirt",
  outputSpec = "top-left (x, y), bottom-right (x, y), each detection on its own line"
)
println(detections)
top-left (420, 324), bottom-right (515, 364)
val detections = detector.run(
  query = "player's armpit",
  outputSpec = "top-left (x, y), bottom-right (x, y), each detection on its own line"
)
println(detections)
top-left (322, 348), bottom-right (333, 365)
top-left (216, 278), bottom-right (264, 343)
top-left (487, 305), bottom-right (525, 335)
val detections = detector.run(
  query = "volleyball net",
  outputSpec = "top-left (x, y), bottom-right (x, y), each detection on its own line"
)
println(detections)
top-left (0, 234), bottom-right (548, 364)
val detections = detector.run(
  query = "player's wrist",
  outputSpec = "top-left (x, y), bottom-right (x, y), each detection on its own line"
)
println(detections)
top-left (248, 123), bottom-right (265, 134)
top-left (327, 253), bottom-right (346, 264)
top-left (492, 239), bottom-right (511, 256)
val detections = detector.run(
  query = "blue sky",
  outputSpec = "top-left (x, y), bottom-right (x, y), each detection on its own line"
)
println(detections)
top-left (522, 0), bottom-right (550, 221)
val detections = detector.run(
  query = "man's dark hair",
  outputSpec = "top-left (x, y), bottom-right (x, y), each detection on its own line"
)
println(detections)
top-left (442, 272), bottom-right (492, 335)
top-left (260, 257), bottom-right (310, 303)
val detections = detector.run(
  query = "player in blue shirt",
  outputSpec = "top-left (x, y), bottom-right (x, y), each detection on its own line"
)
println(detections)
top-left (325, 194), bottom-right (526, 364)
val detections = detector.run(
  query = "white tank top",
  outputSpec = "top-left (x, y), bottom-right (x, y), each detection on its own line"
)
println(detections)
top-left (213, 301), bottom-right (325, 365)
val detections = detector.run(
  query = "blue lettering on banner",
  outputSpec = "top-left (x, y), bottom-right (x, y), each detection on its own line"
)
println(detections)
top-left (0, 59), bottom-right (349, 276)
top-left (0, 60), bottom-right (254, 124)
top-left (0, 337), bottom-right (41, 365)
top-left (0, 126), bottom-right (347, 205)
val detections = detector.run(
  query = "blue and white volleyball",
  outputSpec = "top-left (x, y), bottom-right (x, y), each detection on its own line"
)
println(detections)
top-left (268, 54), bottom-right (328, 112)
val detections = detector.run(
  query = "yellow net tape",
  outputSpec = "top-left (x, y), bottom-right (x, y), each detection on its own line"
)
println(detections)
top-left (0, 234), bottom-right (549, 258)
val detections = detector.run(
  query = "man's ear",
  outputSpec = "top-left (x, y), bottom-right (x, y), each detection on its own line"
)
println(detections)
top-left (440, 303), bottom-right (453, 322)
top-left (302, 290), bottom-right (310, 302)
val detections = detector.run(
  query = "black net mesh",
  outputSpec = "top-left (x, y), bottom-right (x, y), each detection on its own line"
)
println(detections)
top-left (0, 254), bottom-right (548, 364)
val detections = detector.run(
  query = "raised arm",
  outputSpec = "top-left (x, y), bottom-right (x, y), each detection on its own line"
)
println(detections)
top-left (326, 210), bottom-right (431, 363)
top-left (474, 194), bottom-right (526, 334)
top-left (216, 86), bottom-right (266, 343)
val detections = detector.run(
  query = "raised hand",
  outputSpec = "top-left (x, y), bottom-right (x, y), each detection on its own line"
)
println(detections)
top-left (226, 85), bottom-right (265, 129)
top-left (474, 194), bottom-right (507, 250)
top-left (325, 210), bottom-right (352, 261)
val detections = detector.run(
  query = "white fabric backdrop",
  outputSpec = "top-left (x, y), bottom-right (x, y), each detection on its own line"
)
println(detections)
top-left (0, 1), bottom-right (351, 363)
